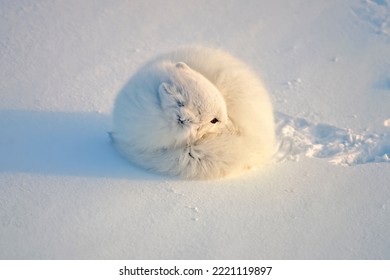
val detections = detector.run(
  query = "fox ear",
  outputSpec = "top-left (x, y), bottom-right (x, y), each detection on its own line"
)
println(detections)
top-left (159, 82), bottom-right (178, 108)
top-left (158, 82), bottom-right (173, 95)
top-left (175, 62), bottom-right (191, 70)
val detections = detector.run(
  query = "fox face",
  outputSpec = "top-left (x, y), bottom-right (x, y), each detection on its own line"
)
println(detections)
top-left (158, 62), bottom-right (228, 145)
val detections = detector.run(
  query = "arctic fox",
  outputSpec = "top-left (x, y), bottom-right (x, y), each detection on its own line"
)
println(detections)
top-left (111, 47), bottom-right (275, 179)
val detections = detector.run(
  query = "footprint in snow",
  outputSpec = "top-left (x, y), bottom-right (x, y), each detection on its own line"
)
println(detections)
top-left (352, 0), bottom-right (390, 36)
top-left (274, 112), bottom-right (390, 166)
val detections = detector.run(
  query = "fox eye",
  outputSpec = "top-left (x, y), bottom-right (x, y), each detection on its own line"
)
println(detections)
top-left (177, 101), bottom-right (184, 107)
top-left (210, 118), bottom-right (219, 124)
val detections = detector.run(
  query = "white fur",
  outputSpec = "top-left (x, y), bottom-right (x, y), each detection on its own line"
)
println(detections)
top-left (112, 47), bottom-right (275, 179)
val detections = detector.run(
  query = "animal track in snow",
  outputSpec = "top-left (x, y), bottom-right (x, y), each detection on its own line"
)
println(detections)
top-left (352, 0), bottom-right (390, 36)
top-left (275, 112), bottom-right (390, 166)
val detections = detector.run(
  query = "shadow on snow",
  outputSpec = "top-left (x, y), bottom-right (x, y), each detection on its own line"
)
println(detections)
top-left (0, 109), bottom-right (163, 180)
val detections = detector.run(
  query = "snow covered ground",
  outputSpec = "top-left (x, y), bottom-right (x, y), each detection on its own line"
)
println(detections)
top-left (1, 0), bottom-right (389, 259)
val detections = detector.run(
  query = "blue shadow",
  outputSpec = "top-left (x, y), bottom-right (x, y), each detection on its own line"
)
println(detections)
top-left (0, 109), bottom-right (162, 179)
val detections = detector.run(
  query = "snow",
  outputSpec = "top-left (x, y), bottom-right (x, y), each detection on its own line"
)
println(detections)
top-left (276, 112), bottom-right (390, 165)
top-left (0, 0), bottom-right (389, 259)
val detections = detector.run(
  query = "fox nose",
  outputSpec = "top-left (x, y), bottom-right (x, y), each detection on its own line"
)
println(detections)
top-left (196, 125), bottom-right (208, 139)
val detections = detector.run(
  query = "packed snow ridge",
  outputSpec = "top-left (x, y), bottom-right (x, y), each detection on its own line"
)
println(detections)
top-left (275, 112), bottom-right (390, 166)
top-left (353, 0), bottom-right (390, 35)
